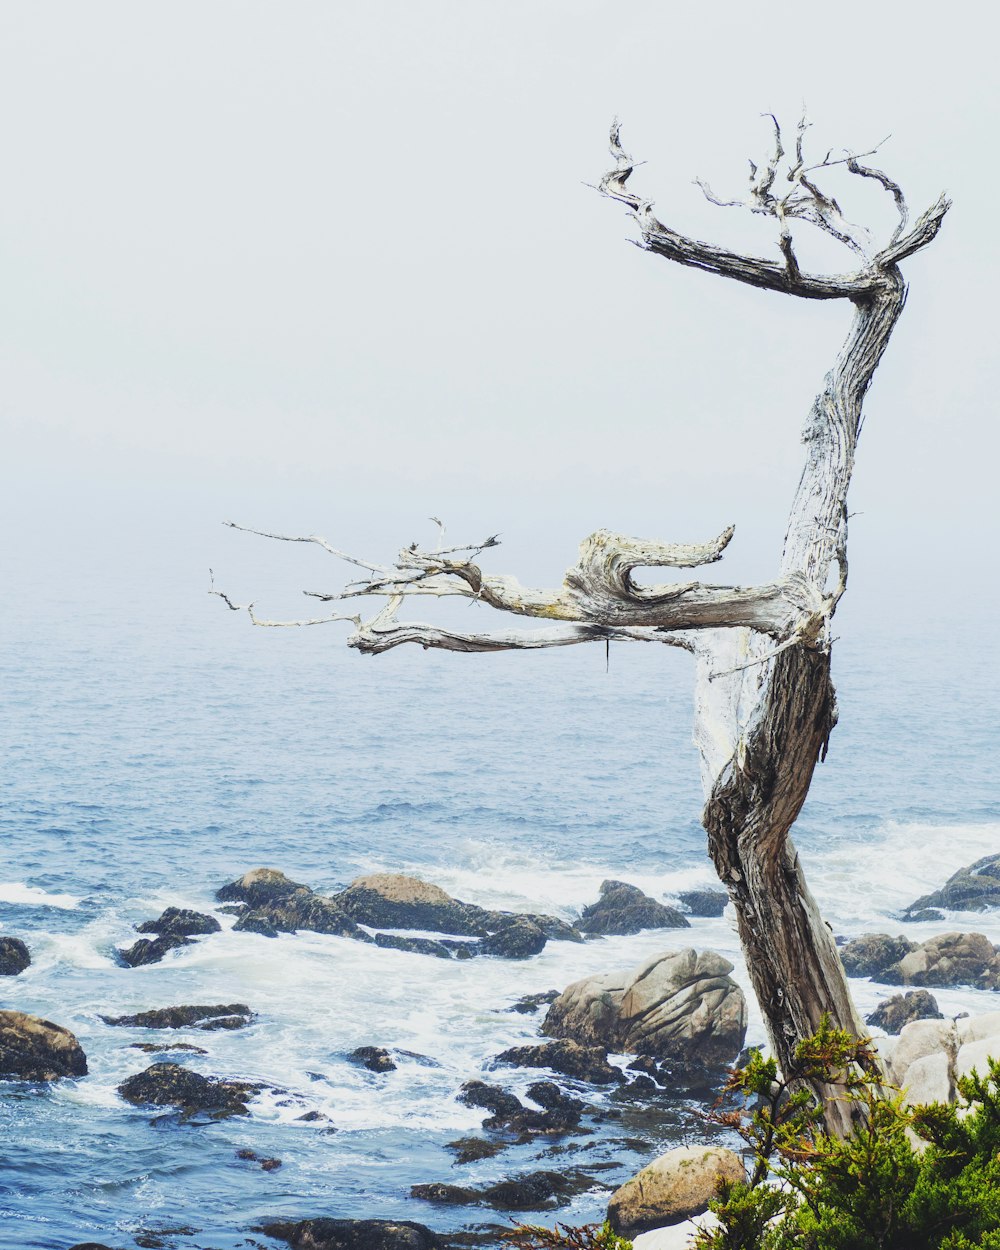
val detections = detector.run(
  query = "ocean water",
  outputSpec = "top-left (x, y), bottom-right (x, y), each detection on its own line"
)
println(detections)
top-left (2, 591), bottom-right (999, 1250)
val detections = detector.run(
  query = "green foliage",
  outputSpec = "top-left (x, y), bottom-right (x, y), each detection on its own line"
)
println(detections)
top-left (502, 1220), bottom-right (632, 1249)
top-left (694, 1017), bottom-right (1000, 1249)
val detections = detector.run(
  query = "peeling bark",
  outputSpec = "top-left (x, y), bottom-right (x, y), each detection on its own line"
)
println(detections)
top-left (214, 117), bottom-right (949, 1133)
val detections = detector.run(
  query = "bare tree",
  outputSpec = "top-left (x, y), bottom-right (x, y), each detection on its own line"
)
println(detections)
top-left (214, 117), bottom-right (949, 1134)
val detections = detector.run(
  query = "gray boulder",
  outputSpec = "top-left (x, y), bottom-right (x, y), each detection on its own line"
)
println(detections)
top-left (0, 936), bottom-right (30, 976)
top-left (883, 932), bottom-right (1000, 990)
top-left (866, 990), bottom-right (943, 1034)
top-left (839, 933), bottom-right (916, 978)
top-left (0, 1010), bottom-right (88, 1080)
top-left (578, 880), bottom-right (690, 936)
top-left (542, 949), bottom-right (747, 1065)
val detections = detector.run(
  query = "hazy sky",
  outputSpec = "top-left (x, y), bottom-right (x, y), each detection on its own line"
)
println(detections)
top-left (3, 2), bottom-right (996, 636)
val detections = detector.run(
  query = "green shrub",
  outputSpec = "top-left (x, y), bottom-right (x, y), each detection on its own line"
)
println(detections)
top-left (502, 1219), bottom-right (633, 1249)
top-left (696, 1017), bottom-right (1000, 1249)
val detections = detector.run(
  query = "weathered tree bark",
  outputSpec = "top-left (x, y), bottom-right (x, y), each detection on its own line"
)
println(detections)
top-left (214, 117), bottom-right (949, 1135)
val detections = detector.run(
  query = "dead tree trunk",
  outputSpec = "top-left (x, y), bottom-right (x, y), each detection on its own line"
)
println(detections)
top-left (214, 117), bottom-right (949, 1134)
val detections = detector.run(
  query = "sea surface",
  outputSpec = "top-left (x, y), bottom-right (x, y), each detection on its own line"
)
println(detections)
top-left (2, 592), bottom-right (999, 1250)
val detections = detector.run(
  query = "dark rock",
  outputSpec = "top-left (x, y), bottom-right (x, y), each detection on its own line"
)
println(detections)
top-left (217, 867), bottom-right (306, 906)
top-left (412, 1170), bottom-right (577, 1211)
top-left (260, 1217), bottom-right (443, 1249)
top-left (350, 1046), bottom-right (397, 1073)
top-left (479, 918), bottom-right (547, 959)
top-left (882, 932), bottom-right (1000, 990)
top-left (458, 1079), bottom-right (583, 1136)
top-left (133, 1231), bottom-right (197, 1250)
top-left (373, 932), bottom-right (456, 959)
top-left (119, 934), bottom-right (193, 967)
top-left (907, 909), bottom-right (946, 923)
top-left (839, 933), bottom-right (917, 978)
top-left (459, 1080), bottom-right (525, 1122)
top-left (217, 904), bottom-right (245, 916)
top-left (0, 936), bottom-right (31, 977)
top-left (68, 1244), bottom-right (117, 1249)
top-left (129, 1042), bottom-right (208, 1054)
top-left (218, 868), bottom-right (368, 940)
top-left (526, 1080), bottom-right (586, 1119)
top-left (236, 1148), bottom-right (282, 1170)
top-left (102, 1004), bottom-right (253, 1030)
top-left (525, 916), bottom-right (585, 943)
top-left (905, 854), bottom-right (1000, 915)
top-left (334, 873), bottom-right (488, 936)
top-left (577, 880), bottom-right (690, 936)
top-left (677, 889), bottom-right (729, 918)
top-left (0, 1010), bottom-right (88, 1080)
top-left (494, 1040), bottom-right (624, 1085)
top-left (118, 1062), bottom-right (260, 1119)
top-left (866, 990), bottom-right (943, 1034)
top-left (136, 908), bottom-right (221, 939)
top-left (505, 991), bottom-right (559, 1014)
top-left (438, 939), bottom-right (478, 960)
top-left (445, 1136), bottom-right (508, 1163)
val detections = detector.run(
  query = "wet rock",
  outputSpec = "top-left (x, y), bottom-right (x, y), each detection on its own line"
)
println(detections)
top-left (0, 936), bottom-right (31, 976)
top-left (0, 1010), bottom-right (88, 1080)
top-left (578, 881), bottom-right (690, 936)
top-left (905, 854), bottom-right (1000, 915)
top-left (102, 1004), bottom-right (253, 1030)
top-left (677, 889), bottom-right (729, 918)
top-left (479, 917), bottom-right (547, 959)
top-left (883, 932), bottom-right (1000, 989)
top-left (445, 1136), bottom-right (507, 1163)
top-left (68, 1244), bottom-right (117, 1249)
top-left (119, 934), bottom-right (193, 967)
top-left (505, 991), bottom-right (559, 1014)
top-left (129, 1042), bottom-right (209, 1054)
top-left (607, 1145), bottom-right (745, 1237)
top-left (260, 1217), bottom-right (443, 1249)
top-left (907, 909), bottom-right (946, 923)
top-left (412, 1170), bottom-right (578, 1210)
top-left (350, 1046), bottom-right (397, 1073)
top-left (839, 933), bottom-right (917, 978)
top-left (528, 916), bottom-right (585, 943)
top-left (136, 907), bottom-right (221, 939)
top-left (218, 868), bottom-right (368, 940)
top-left (118, 1062), bottom-right (260, 1119)
top-left (459, 1080), bottom-right (525, 1122)
top-left (623, 1055), bottom-right (730, 1100)
top-left (373, 932), bottom-right (457, 959)
top-left (217, 867), bottom-right (306, 905)
top-left (866, 990), bottom-right (943, 1034)
top-left (236, 1147), bottom-right (282, 1170)
top-left (458, 1078), bottom-right (583, 1136)
top-left (334, 873), bottom-right (487, 935)
top-left (542, 949), bottom-right (747, 1065)
top-left (494, 1039), bottom-right (624, 1085)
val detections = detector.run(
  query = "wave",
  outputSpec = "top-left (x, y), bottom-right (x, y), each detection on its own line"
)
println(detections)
top-left (0, 882), bottom-right (81, 910)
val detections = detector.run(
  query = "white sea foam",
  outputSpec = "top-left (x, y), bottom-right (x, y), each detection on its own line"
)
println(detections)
top-left (0, 881), bottom-right (80, 909)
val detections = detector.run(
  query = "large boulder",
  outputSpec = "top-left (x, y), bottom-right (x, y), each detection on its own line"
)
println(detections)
top-left (334, 873), bottom-right (489, 935)
top-left (905, 854), bottom-right (1000, 915)
top-left (0, 936), bottom-right (31, 976)
top-left (118, 1062), bottom-right (260, 1118)
top-left (839, 933), bottom-right (916, 978)
top-left (259, 1219), bottom-right (442, 1250)
top-left (494, 1039), bottom-right (625, 1085)
top-left (542, 949), bottom-right (747, 1065)
top-left (883, 932), bottom-right (1000, 989)
top-left (578, 881), bottom-right (690, 936)
top-left (216, 867), bottom-right (305, 906)
top-left (866, 990), bottom-right (942, 1035)
top-left (136, 908), bottom-right (221, 939)
top-left (101, 1003), bottom-right (253, 1030)
top-left (606, 1145), bottom-right (745, 1237)
top-left (0, 1010), bottom-right (88, 1080)
top-left (677, 889), bottom-right (729, 918)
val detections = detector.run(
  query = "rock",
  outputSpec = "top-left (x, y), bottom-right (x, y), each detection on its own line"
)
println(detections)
top-left (886, 1019), bottom-right (959, 1088)
top-left (411, 1170), bottom-right (577, 1210)
top-left (118, 1063), bottom-right (260, 1118)
top-left (136, 908), bottom-right (221, 939)
top-left (334, 873), bottom-right (487, 936)
top-left (901, 1051), bottom-right (953, 1104)
top-left (494, 1039), bottom-right (624, 1085)
top-left (957, 1010), bottom-right (1000, 1045)
top-left (632, 1215), bottom-right (721, 1249)
top-left (102, 1004), bottom-right (253, 1030)
top-left (0, 1010), bottom-right (88, 1080)
top-left (260, 1217), bottom-right (443, 1249)
top-left (866, 990), bottom-right (942, 1034)
top-left (458, 1078), bottom-right (584, 1135)
top-left (350, 1046), bottom-right (397, 1073)
top-left (542, 949), bottom-right (747, 1065)
top-left (68, 1244), bottom-right (117, 1249)
top-left (606, 1145), bottom-right (745, 1237)
top-left (373, 932), bottom-right (457, 959)
top-left (528, 916), bottom-right (585, 943)
top-left (0, 936), bottom-right (31, 976)
top-left (905, 854), bottom-right (1000, 915)
top-left (129, 1042), bottom-right (208, 1054)
top-left (883, 932), bottom-right (1000, 989)
top-left (839, 933), bottom-right (916, 978)
top-left (480, 917), bottom-right (547, 959)
top-left (459, 1080), bottom-right (525, 1122)
top-left (907, 909), bottom-right (946, 923)
top-left (217, 868), bottom-right (368, 940)
top-left (578, 881), bottom-right (690, 936)
top-left (505, 991), bottom-right (559, 1014)
top-left (445, 1136), bottom-right (507, 1163)
top-left (217, 867), bottom-right (306, 905)
top-left (119, 934), bottom-right (193, 967)
top-left (236, 1148), bottom-right (282, 1170)
top-left (677, 890), bottom-right (729, 918)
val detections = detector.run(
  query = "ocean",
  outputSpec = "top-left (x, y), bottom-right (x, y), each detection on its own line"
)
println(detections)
top-left (2, 582), bottom-right (999, 1249)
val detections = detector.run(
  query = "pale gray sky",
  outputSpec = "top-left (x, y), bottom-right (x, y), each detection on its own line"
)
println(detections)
top-left (2, 1), bottom-right (996, 635)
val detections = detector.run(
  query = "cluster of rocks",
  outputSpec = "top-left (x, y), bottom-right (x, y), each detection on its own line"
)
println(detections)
top-left (118, 907), bottom-right (222, 967)
top-left (840, 930), bottom-right (1000, 990)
